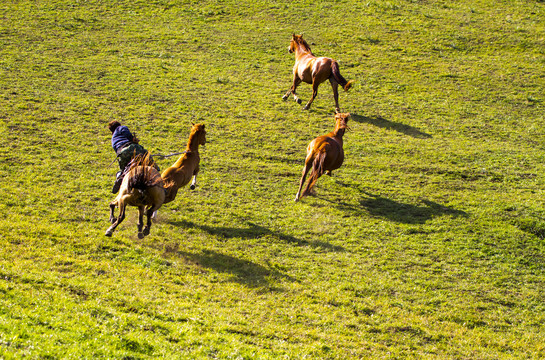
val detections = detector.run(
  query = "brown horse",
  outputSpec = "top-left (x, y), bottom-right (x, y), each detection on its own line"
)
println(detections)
top-left (295, 113), bottom-right (350, 201)
top-left (161, 123), bottom-right (206, 204)
top-left (283, 34), bottom-right (353, 113)
top-left (106, 123), bottom-right (206, 238)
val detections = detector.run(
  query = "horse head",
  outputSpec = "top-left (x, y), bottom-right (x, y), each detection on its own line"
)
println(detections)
top-left (335, 112), bottom-right (350, 125)
top-left (288, 34), bottom-right (297, 53)
top-left (190, 123), bottom-right (206, 146)
top-left (288, 34), bottom-right (311, 54)
top-left (335, 113), bottom-right (351, 134)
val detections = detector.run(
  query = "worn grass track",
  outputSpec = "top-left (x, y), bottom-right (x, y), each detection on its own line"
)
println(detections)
top-left (1, 0), bottom-right (544, 358)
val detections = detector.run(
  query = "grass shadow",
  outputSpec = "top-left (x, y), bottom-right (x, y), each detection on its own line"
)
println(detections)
top-left (253, 154), bottom-right (303, 166)
top-left (177, 249), bottom-right (292, 288)
top-left (170, 219), bottom-right (345, 252)
top-left (351, 113), bottom-right (432, 139)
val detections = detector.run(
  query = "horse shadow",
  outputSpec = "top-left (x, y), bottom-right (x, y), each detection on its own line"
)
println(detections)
top-left (360, 194), bottom-right (467, 224)
top-left (170, 219), bottom-right (345, 252)
top-left (177, 248), bottom-right (291, 288)
top-left (351, 113), bottom-right (432, 139)
top-left (324, 183), bottom-right (467, 224)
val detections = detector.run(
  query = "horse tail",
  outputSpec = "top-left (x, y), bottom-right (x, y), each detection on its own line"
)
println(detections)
top-left (303, 152), bottom-right (327, 196)
top-left (126, 154), bottom-right (163, 192)
top-left (331, 61), bottom-right (353, 92)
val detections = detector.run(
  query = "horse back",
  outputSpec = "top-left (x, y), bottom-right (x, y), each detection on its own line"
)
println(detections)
top-left (295, 53), bottom-right (322, 82)
top-left (161, 151), bottom-right (200, 188)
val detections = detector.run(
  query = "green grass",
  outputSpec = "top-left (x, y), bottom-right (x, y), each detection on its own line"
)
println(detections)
top-left (1, 0), bottom-right (545, 358)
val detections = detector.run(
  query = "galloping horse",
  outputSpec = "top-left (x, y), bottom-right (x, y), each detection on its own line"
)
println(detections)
top-left (161, 123), bottom-right (206, 204)
top-left (295, 113), bottom-right (350, 201)
top-left (283, 34), bottom-right (353, 113)
top-left (106, 123), bottom-right (206, 238)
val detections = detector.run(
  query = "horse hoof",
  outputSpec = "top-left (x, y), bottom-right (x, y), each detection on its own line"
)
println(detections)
top-left (190, 184), bottom-right (196, 190)
top-left (105, 230), bottom-right (113, 237)
top-left (335, 108), bottom-right (341, 114)
top-left (303, 105), bottom-right (309, 110)
top-left (143, 228), bottom-right (150, 236)
top-left (296, 98), bottom-right (302, 104)
top-left (138, 232), bottom-right (144, 239)
top-left (282, 95), bottom-right (288, 101)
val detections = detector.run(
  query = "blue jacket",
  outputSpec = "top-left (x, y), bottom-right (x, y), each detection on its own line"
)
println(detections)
top-left (111, 126), bottom-right (134, 153)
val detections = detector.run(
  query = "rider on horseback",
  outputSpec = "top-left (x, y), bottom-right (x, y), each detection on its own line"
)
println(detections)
top-left (108, 120), bottom-right (159, 193)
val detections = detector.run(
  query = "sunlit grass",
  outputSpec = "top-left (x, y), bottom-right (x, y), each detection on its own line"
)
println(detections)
top-left (1, 0), bottom-right (544, 358)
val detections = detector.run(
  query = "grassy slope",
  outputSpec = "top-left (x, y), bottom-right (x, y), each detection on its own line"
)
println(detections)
top-left (1, 0), bottom-right (544, 358)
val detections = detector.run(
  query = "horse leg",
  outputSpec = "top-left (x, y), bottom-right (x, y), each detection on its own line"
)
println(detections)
top-left (189, 175), bottom-right (197, 190)
top-left (105, 201), bottom-right (127, 237)
top-left (282, 88), bottom-right (291, 101)
top-left (292, 77), bottom-right (303, 104)
top-left (190, 165), bottom-right (199, 190)
top-left (329, 78), bottom-right (340, 113)
top-left (283, 74), bottom-right (297, 100)
top-left (144, 187), bottom-right (165, 236)
top-left (303, 81), bottom-right (319, 110)
top-left (109, 202), bottom-right (117, 223)
top-left (137, 206), bottom-right (145, 239)
top-left (283, 77), bottom-right (302, 104)
top-left (143, 205), bottom-right (158, 236)
top-left (295, 156), bottom-right (313, 201)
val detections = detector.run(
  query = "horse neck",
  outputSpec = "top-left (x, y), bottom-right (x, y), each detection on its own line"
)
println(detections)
top-left (186, 132), bottom-right (201, 152)
top-left (169, 134), bottom-right (200, 169)
top-left (295, 43), bottom-right (313, 58)
top-left (331, 127), bottom-right (346, 142)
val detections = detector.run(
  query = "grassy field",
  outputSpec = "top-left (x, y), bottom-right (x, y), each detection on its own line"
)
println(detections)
top-left (1, 0), bottom-right (545, 358)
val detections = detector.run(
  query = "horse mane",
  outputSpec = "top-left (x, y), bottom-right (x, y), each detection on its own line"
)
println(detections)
top-left (295, 35), bottom-right (313, 54)
top-left (126, 153), bottom-right (163, 190)
top-left (126, 153), bottom-right (155, 172)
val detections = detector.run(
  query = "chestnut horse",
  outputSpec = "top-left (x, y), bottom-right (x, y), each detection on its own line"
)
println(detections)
top-left (106, 123), bottom-right (206, 238)
top-left (295, 113), bottom-right (350, 201)
top-left (283, 34), bottom-right (353, 113)
top-left (161, 123), bottom-right (206, 203)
